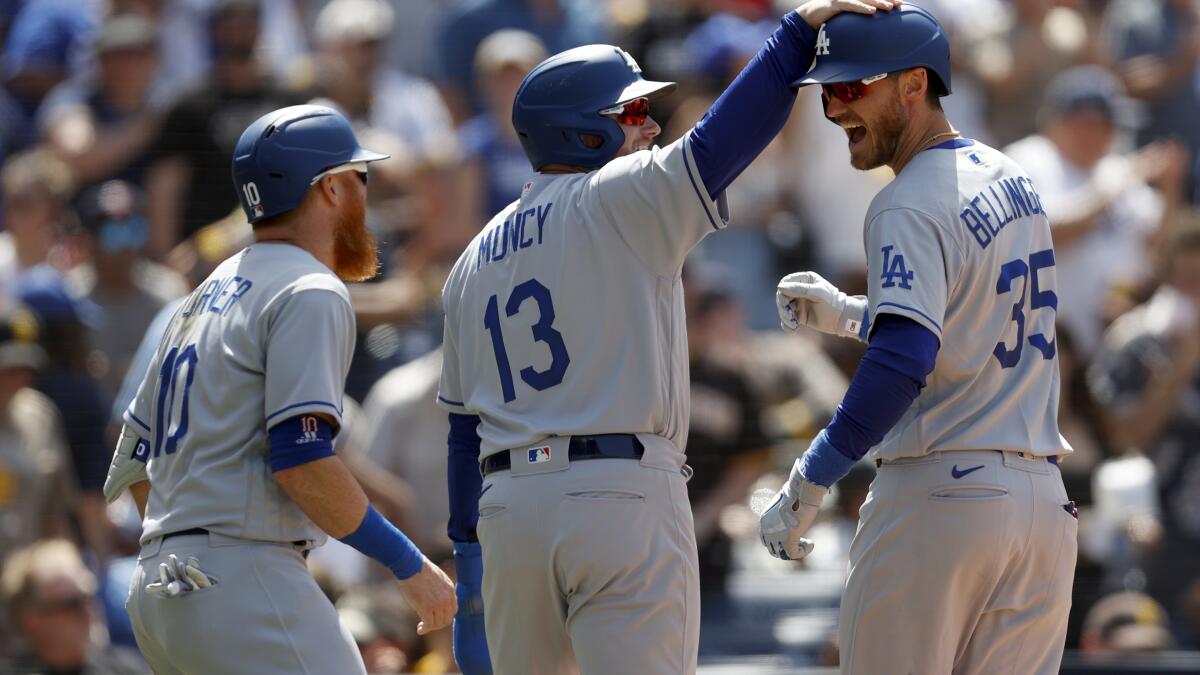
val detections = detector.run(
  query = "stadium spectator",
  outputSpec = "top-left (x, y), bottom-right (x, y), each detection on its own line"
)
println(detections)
top-left (0, 539), bottom-right (148, 672)
top-left (38, 13), bottom-right (162, 191)
top-left (143, 0), bottom-right (303, 258)
top-left (1080, 591), bottom-right (1176, 655)
top-left (1103, 0), bottom-right (1200, 202)
top-left (971, 0), bottom-right (1092, 146)
top-left (351, 348), bottom-right (452, 558)
top-left (1005, 66), bottom-right (1184, 356)
top-left (0, 150), bottom-right (75, 309)
top-left (0, 312), bottom-right (74, 656)
top-left (15, 267), bottom-right (114, 562)
top-left (456, 30), bottom-right (546, 226)
top-left (434, 0), bottom-right (608, 122)
top-left (314, 0), bottom-right (455, 172)
top-left (1089, 219), bottom-right (1200, 622)
top-left (68, 180), bottom-right (187, 398)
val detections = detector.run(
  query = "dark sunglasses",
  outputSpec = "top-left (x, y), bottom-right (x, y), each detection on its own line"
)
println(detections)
top-left (821, 73), bottom-right (889, 104)
top-left (600, 98), bottom-right (650, 127)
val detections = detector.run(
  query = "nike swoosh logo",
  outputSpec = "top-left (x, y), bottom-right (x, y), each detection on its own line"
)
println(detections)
top-left (951, 464), bottom-right (985, 479)
top-left (479, 484), bottom-right (493, 498)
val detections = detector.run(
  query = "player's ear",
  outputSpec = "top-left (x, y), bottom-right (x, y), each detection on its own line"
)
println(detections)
top-left (312, 174), bottom-right (340, 207)
top-left (902, 68), bottom-right (927, 100)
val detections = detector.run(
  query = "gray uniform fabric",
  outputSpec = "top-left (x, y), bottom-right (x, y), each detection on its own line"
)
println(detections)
top-left (438, 135), bottom-right (724, 673)
top-left (118, 243), bottom-right (361, 674)
top-left (863, 141), bottom-right (1071, 462)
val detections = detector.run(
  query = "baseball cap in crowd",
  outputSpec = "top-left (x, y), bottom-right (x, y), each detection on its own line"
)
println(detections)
top-left (314, 0), bottom-right (394, 45)
top-left (685, 14), bottom-right (776, 82)
top-left (474, 30), bottom-right (548, 77)
top-left (1082, 591), bottom-right (1175, 653)
top-left (93, 13), bottom-right (158, 53)
top-left (0, 308), bottom-right (48, 371)
top-left (75, 180), bottom-right (148, 254)
top-left (1041, 65), bottom-right (1139, 128)
top-left (14, 266), bottom-right (101, 328)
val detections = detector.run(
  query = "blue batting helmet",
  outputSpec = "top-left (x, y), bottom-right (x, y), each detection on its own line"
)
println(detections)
top-left (793, 4), bottom-right (951, 96)
top-left (231, 105), bottom-right (388, 224)
top-left (512, 45), bottom-right (675, 170)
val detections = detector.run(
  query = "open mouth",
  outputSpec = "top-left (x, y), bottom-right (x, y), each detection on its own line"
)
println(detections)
top-left (842, 122), bottom-right (867, 147)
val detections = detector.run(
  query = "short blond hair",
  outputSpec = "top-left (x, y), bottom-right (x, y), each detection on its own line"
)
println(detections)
top-left (1, 539), bottom-right (96, 614)
top-left (1, 149), bottom-right (74, 204)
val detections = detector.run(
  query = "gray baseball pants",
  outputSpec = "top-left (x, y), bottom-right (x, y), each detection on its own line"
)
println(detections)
top-left (839, 450), bottom-right (1077, 674)
top-left (477, 444), bottom-right (700, 675)
top-left (126, 531), bottom-right (366, 675)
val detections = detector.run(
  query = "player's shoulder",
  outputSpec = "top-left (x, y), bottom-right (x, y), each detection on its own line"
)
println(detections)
top-left (240, 243), bottom-right (350, 300)
top-left (445, 199), bottom-right (524, 288)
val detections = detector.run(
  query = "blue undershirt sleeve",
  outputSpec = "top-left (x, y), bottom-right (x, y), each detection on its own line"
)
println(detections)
top-left (689, 12), bottom-right (817, 198)
top-left (798, 314), bottom-right (940, 487)
top-left (447, 413), bottom-right (483, 543)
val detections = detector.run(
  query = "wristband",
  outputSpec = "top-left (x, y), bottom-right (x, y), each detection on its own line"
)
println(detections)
top-left (339, 505), bottom-right (424, 580)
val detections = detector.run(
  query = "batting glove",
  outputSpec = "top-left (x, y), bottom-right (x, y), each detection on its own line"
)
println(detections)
top-left (452, 542), bottom-right (492, 675)
top-left (776, 271), bottom-right (868, 342)
top-left (759, 460), bottom-right (828, 561)
top-left (144, 554), bottom-right (217, 598)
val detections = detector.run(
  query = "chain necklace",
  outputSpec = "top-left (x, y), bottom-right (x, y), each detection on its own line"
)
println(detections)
top-left (919, 129), bottom-right (961, 150)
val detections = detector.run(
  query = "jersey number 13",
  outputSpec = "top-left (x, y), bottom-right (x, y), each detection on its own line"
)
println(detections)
top-left (483, 278), bottom-right (571, 403)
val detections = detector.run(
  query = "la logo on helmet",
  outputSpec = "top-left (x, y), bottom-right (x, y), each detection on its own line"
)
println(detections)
top-left (816, 25), bottom-right (831, 56)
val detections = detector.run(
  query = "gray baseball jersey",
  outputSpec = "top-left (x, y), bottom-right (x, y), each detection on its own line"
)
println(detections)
top-left (122, 242), bottom-right (354, 546)
top-left (437, 135), bottom-right (727, 459)
top-left (864, 139), bottom-right (1070, 461)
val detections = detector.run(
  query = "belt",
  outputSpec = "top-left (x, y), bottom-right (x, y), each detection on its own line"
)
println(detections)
top-left (875, 450), bottom-right (1060, 468)
top-left (160, 527), bottom-right (310, 553)
top-left (481, 434), bottom-right (644, 477)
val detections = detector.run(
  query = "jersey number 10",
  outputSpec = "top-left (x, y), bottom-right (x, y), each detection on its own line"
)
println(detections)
top-left (483, 279), bottom-right (571, 403)
top-left (154, 344), bottom-right (199, 457)
top-left (993, 249), bottom-right (1057, 369)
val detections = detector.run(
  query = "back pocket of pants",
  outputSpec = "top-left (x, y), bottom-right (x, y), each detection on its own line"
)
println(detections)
top-left (564, 489), bottom-right (645, 502)
top-left (930, 485), bottom-right (1009, 501)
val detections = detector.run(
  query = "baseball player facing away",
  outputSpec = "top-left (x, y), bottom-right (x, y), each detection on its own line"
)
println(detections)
top-left (102, 105), bottom-right (455, 675)
top-left (437, 2), bottom-right (900, 674)
top-left (760, 6), bottom-right (1078, 674)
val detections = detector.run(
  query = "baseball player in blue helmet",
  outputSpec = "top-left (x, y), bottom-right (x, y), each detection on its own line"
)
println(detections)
top-left (104, 104), bottom-right (456, 674)
top-left (760, 5), bottom-right (1077, 673)
top-left (439, 2), bottom-right (900, 674)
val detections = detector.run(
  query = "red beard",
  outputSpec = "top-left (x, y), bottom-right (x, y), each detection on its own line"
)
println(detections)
top-left (333, 197), bottom-right (378, 282)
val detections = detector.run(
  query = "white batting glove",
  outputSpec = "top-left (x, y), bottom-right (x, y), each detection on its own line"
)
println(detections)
top-left (145, 554), bottom-right (217, 597)
top-left (759, 460), bottom-right (829, 561)
top-left (776, 271), bottom-right (868, 342)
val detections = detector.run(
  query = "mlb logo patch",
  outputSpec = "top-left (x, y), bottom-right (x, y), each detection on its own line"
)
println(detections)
top-left (527, 446), bottom-right (551, 464)
top-left (968, 153), bottom-right (984, 166)
top-left (253, 204), bottom-right (264, 218)
top-left (521, 181), bottom-right (533, 198)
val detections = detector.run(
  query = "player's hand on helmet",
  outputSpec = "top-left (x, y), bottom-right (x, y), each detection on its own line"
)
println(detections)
top-left (777, 271), bottom-right (868, 341)
top-left (145, 554), bottom-right (217, 597)
top-left (398, 557), bottom-right (457, 635)
top-left (796, 0), bottom-right (899, 30)
top-left (758, 459), bottom-right (828, 561)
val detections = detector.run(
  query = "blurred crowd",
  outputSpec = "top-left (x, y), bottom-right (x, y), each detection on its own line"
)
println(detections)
top-left (0, 0), bottom-right (1199, 672)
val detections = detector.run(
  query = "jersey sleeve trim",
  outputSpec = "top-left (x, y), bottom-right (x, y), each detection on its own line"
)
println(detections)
top-left (436, 393), bottom-right (468, 413)
top-left (266, 400), bottom-right (343, 426)
top-left (683, 135), bottom-right (729, 232)
top-left (125, 409), bottom-right (152, 434)
top-left (875, 301), bottom-right (943, 337)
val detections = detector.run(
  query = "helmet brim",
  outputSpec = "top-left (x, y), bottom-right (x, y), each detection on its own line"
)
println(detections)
top-left (611, 79), bottom-right (677, 108)
top-left (351, 148), bottom-right (391, 163)
top-left (792, 62), bottom-right (888, 88)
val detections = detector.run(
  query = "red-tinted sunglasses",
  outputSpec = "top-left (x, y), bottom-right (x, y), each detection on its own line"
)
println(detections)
top-left (600, 97), bottom-right (650, 127)
top-left (821, 73), bottom-right (889, 104)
